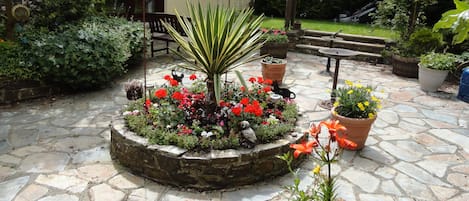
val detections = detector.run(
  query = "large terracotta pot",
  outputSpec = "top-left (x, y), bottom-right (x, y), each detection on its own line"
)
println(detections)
top-left (392, 54), bottom-right (419, 78)
top-left (260, 42), bottom-right (288, 59)
top-left (331, 109), bottom-right (377, 150)
top-left (261, 60), bottom-right (287, 85)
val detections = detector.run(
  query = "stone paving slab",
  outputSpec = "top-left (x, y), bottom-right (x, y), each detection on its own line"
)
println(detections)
top-left (0, 52), bottom-right (468, 201)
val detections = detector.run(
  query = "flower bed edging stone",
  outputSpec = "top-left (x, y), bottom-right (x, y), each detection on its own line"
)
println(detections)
top-left (110, 115), bottom-right (305, 190)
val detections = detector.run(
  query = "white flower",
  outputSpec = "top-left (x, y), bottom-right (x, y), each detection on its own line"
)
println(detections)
top-left (123, 111), bottom-right (132, 116)
top-left (201, 131), bottom-right (214, 138)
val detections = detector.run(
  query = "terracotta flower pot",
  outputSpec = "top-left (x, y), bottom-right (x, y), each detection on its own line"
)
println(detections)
top-left (331, 108), bottom-right (377, 150)
top-left (261, 60), bottom-right (287, 85)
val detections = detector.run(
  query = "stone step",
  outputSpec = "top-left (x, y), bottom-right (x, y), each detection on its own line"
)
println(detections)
top-left (300, 36), bottom-right (386, 54)
top-left (303, 29), bottom-right (392, 45)
top-left (295, 44), bottom-right (383, 64)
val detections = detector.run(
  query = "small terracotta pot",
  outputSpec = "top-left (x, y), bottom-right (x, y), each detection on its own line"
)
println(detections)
top-left (331, 108), bottom-right (377, 150)
top-left (261, 61), bottom-right (287, 85)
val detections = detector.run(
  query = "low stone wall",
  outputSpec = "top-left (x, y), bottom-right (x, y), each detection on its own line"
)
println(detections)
top-left (0, 79), bottom-right (60, 105)
top-left (110, 116), bottom-right (305, 190)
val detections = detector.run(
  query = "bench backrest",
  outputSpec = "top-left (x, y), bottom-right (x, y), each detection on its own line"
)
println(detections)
top-left (148, 13), bottom-right (188, 36)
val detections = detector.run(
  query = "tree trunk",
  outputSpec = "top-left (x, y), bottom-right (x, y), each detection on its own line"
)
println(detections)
top-left (5, 0), bottom-right (15, 40)
top-left (405, 1), bottom-right (418, 40)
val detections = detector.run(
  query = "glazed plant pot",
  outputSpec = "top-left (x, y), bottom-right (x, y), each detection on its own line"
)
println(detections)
top-left (418, 65), bottom-right (449, 92)
top-left (261, 60), bottom-right (287, 85)
top-left (331, 109), bottom-right (377, 150)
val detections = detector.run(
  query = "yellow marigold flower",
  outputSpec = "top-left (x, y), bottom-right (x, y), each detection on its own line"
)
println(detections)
top-left (345, 80), bottom-right (353, 86)
top-left (368, 113), bottom-right (375, 119)
top-left (347, 90), bottom-right (354, 94)
top-left (364, 101), bottom-right (369, 106)
top-left (313, 165), bottom-right (321, 174)
top-left (366, 88), bottom-right (372, 93)
top-left (371, 96), bottom-right (378, 102)
top-left (377, 104), bottom-right (382, 109)
top-left (357, 102), bottom-right (365, 111)
top-left (333, 101), bottom-right (339, 107)
top-left (355, 83), bottom-right (363, 88)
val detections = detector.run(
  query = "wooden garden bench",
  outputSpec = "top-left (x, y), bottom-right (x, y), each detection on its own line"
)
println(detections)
top-left (147, 13), bottom-right (188, 57)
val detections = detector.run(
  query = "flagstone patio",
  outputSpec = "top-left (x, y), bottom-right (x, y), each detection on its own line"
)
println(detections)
top-left (0, 52), bottom-right (468, 201)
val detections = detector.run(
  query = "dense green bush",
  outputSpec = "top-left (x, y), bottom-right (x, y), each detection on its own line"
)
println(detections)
top-left (395, 28), bottom-right (444, 57)
top-left (20, 17), bottom-right (146, 89)
top-left (30, 0), bottom-right (105, 30)
top-left (0, 41), bottom-right (40, 80)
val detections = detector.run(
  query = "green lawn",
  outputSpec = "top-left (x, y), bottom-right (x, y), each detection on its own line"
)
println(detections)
top-left (262, 17), bottom-right (398, 39)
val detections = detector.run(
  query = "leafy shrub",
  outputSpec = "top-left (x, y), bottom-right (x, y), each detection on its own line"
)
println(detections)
top-left (419, 52), bottom-right (460, 71)
top-left (395, 28), bottom-right (443, 57)
top-left (21, 17), bottom-right (145, 89)
top-left (30, 0), bottom-right (105, 30)
top-left (0, 41), bottom-right (40, 80)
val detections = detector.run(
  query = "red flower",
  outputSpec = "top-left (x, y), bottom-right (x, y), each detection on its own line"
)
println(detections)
top-left (290, 140), bottom-right (318, 158)
top-left (164, 75), bottom-right (171, 81)
top-left (190, 74), bottom-right (197, 80)
top-left (154, 88), bottom-right (167, 99)
top-left (257, 77), bottom-right (264, 84)
top-left (240, 97), bottom-right (250, 106)
top-left (145, 99), bottom-right (151, 107)
top-left (264, 79), bottom-right (273, 85)
top-left (170, 79), bottom-right (179, 87)
top-left (263, 86), bottom-right (271, 93)
top-left (252, 100), bottom-right (260, 106)
top-left (261, 28), bottom-right (269, 33)
top-left (172, 91), bottom-right (184, 101)
top-left (248, 77), bottom-right (256, 83)
top-left (240, 86), bottom-right (246, 92)
top-left (231, 106), bottom-right (242, 116)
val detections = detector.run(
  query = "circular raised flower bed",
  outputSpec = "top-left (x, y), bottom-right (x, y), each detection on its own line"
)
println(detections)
top-left (110, 115), bottom-right (305, 190)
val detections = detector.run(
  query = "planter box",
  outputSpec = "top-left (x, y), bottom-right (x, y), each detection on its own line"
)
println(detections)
top-left (392, 54), bottom-right (419, 78)
top-left (260, 42), bottom-right (288, 59)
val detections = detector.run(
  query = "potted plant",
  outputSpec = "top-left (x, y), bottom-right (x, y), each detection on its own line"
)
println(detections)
top-left (260, 28), bottom-right (289, 59)
top-left (418, 52), bottom-right (460, 92)
top-left (331, 80), bottom-right (382, 150)
top-left (372, 0), bottom-right (438, 78)
top-left (260, 56), bottom-right (287, 85)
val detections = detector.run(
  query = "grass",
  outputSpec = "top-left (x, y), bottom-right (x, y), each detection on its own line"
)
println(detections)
top-left (261, 17), bottom-right (398, 39)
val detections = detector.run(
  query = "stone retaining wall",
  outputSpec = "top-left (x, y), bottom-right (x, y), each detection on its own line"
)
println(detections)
top-left (0, 79), bottom-right (60, 104)
top-left (110, 116), bottom-right (305, 190)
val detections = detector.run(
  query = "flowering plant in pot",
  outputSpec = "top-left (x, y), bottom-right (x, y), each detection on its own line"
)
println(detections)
top-left (260, 28), bottom-right (289, 59)
top-left (278, 119), bottom-right (357, 201)
top-left (331, 80), bottom-right (382, 150)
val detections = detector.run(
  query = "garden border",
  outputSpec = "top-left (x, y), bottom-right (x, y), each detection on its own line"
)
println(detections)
top-left (110, 115), bottom-right (305, 190)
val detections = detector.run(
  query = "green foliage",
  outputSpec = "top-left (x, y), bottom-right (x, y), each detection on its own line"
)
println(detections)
top-left (419, 52), bottom-right (461, 71)
top-left (0, 41), bottom-right (40, 80)
top-left (371, 0), bottom-right (437, 40)
top-left (163, 2), bottom-right (264, 104)
top-left (255, 123), bottom-right (294, 143)
top-left (395, 28), bottom-right (444, 57)
top-left (260, 29), bottom-right (288, 43)
top-left (433, 0), bottom-right (469, 44)
top-left (30, 0), bottom-right (105, 30)
top-left (21, 17), bottom-right (145, 89)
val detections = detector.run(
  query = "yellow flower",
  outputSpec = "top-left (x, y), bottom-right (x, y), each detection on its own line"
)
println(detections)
top-left (364, 101), bottom-right (369, 106)
top-left (371, 96), bottom-right (378, 102)
top-left (333, 101), bottom-right (339, 107)
top-left (357, 102), bottom-right (365, 111)
top-left (345, 80), bottom-right (353, 86)
top-left (368, 113), bottom-right (375, 119)
top-left (313, 165), bottom-right (321, 174)
top-left (366, 88), bottom-right (372, 93)
top-left (347, 90), bottom-right (354, 94)
top-left (377, 104), bottom-right (382, 109)
top-left (355, 83), bottom-right (363, 88)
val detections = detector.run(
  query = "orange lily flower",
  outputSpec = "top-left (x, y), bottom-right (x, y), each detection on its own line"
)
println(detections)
top-left (336, 135), bottom-right (357, 150)
top-left (309, 122), bottom-right (321, 138)
top-left (319, 120), bottom-right (347, 140)
top-left (290, 140), bottom-right (318, 158)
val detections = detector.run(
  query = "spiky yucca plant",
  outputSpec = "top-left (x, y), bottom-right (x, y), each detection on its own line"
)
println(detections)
top-left (162, 3), bottom-right (264, 106)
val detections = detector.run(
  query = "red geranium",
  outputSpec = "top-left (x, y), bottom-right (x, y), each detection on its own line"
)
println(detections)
top-left (240, 97), bottom-right (250, 106)
top-left (172, 91), bottom-right (184, 101)
top-left (170, 79), bottom-right (179, 87)
top-left (164, 75), bottom-right (171, 81)
top-left (231, 106), bottom-right (242, 116)
top-left (248, 77), bottom-right (256, 83)
top-left (154, 88), bottom-right (167, 99)
top-left (263, 86), bottom-right (271, 93)
top-left (190, 74), bottom-right (197, 80)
